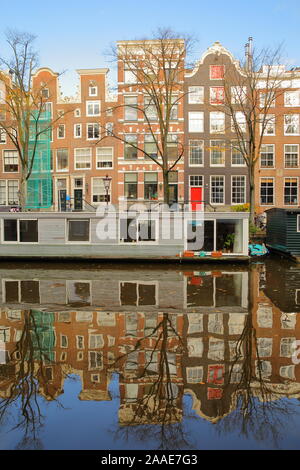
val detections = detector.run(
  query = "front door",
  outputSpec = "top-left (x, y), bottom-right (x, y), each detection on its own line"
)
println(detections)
top-left (169, 184), bottom-right (178, 205)
top-left (74, 189), bottom-right (83, 211)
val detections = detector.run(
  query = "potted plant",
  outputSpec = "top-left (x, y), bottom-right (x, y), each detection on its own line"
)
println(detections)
top-left (223, 233), bottom-right (235, 253)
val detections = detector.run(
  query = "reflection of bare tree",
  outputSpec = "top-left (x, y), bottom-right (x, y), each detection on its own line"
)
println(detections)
top-left (218, 313), bottom-right (297, 448)
top-left (111, 313), bottom-right (194, 450)
top-left (0, 310), bottom-right (65, 449)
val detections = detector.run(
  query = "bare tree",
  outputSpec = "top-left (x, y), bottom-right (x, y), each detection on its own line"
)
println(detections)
top-left (102, 28), bottom-right (195, 205)
top-left (0, 30), bottom-right (74, 209)
top-left (221, 39), bottom-right (294, 225)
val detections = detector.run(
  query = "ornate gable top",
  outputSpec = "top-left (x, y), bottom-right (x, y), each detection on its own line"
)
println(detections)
top-left (186, 41), bottom-right (242, 77)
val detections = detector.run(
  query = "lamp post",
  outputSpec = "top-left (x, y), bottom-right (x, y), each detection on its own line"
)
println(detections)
top-left (102, 174), bottom-right (112, 208)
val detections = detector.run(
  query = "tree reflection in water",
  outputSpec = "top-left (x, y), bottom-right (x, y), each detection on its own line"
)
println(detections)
top-left (0, 310), bottom-right (69, 449)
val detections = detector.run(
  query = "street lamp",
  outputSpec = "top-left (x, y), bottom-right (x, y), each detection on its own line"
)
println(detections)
top-left (102, 174), bottom-right (112, 207)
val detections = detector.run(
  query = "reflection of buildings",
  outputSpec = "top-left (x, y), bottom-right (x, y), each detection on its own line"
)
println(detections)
top-left (1, 263), bottom-right (300, 430)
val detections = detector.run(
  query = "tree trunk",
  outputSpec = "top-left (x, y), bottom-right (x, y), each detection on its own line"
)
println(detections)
top-left (163, 170), bottom-right (169, 205)
top-left (19, 172), bottom-right (27, 211)
top-left (248, 165), bottom-right (255, 227)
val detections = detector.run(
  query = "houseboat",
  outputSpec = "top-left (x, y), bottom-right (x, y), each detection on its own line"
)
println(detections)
top-left (266, 208), bottom-right (300, 263)
top-left (0, 210), bottom-right (249, 262)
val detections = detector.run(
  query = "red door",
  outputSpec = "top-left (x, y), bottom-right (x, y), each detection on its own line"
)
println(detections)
top-left (190, 187), bottom-right (203, 211)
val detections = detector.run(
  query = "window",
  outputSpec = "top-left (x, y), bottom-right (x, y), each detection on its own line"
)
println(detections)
top-left (92, 178), bottom-right (110, 203)
top-left (86, 100), bottom-right (100, 117)
top-left (210, 86), bottom-right (224, 105)
top-left (124, 96), bottom-right (138, 121)
top-left (120, 218), bottom-right (156, 243)
top-left (74, 124), bottom-right (82, 138)
top-left (211, 176), bottom-right (224, 204)
top-left (169, 95), bottom-right (178, 120)
top-left (87, 123), bottom-right (99, 140)
top-left (190, 175), bottom-right (203, 187)
top-left (166, 134), bottom-right (178, 160)
top-left (280, 337), bottom-right (296, 357)
top-left (284, 91), bottom-right (300, 107)
top-left (56, 149), bottom-right (68, 171)
top-left (188, 112), bottom-right (204, 132)
top-left (3, 150), bottom-right (18, 172)
top-left (89, 85), bottom-right (98, 96)
top-left (231, 142), bottom-right (245, 166)
top-left (0, 128), bottom-right (6, 144)
top-left (280, 365), bottom-right (295, 380)
top-left (232, 112), bottom-right (246, 133)
top-left (57, 124), bottom-right (65, 139)
top-left (284, 178), bottom-right (298, 205)
top-left (68, 219), bottom-right (90, 242)
top-left (74, 108), bottom-right (81, 117)
top-left (89, 351), bottom-right (103, 370)
top-left (210, 65), bottom-right (225, 80)
top-left (60, 335), bottom-right (68, 348)
top-left (260, 178), bottom-right (274, 205)
top-left (210, 140), bottom-right (225, 165)
top-left (41, 88), bottom-right (49, 99)
top-left (74, 148), bottom-right (91, 169)
top-left (284, 114), bottom-right (299, 135)
top-left (144, 95), bottom-right (157, 121)
top-left (124, 64), bottom-right (137, 84)
top-left (285, 144), bottom-right (299, 168)
top-left (232, 176), bottom-right (246, 204)
top-left (210, 112), bottom-right (225, 133)
top-left (120, 283), bottom-right (156, 306)
top-left (124, 134), bottom-right (138, 159)
top-left (257, 337), bottom-right (272, 357)
top-left (144, 135), bottom-right (158, 159)
top-left (260, 91), bottom-right (275, 107)
top-left (43, 102), bottom-right (52, 117)
top-left (105, 122), bottom-right (113, 136)
top-left (3, 219), bottom-right (38, 243)
top-left (0, 180), bottom-right (19, 205)
top-left (231, 86), bottom-right (247, 104)
top-left (89, 334), bottom-right (104, 349)
top-left (144, 172), bottom-right (158, 200)
top-left (189, 140), bottom-right (203, 166)
top-left (188, 86), bottom-right (204, 104)
top-left (261, 114), bottom-right (275, 135)
top-left (260, 144), bottom-right (274, 168)
top-left (96, 147), bottom-right (113, 168)
top-left (124, 173), bottom-right (138, 199)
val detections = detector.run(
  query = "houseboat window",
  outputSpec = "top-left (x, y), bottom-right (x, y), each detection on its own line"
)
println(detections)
top-left (120, 218), bottom-right (156, 243)
top-left (20, 220), bottom-right (38, 242)
top-left (216, 219), bottom-right (243, 253)
top-left (3, 219), bottom-right (38, 242)
top-left (186, 220), bottom-right (214, 252)
top-left (68, 219), bottom-right (90, 242)
top-left (4, 219), bottom-right (17, 241)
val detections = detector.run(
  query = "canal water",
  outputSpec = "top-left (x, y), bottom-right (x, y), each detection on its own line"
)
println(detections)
top-left (0, 257), bottom-right (300, 450)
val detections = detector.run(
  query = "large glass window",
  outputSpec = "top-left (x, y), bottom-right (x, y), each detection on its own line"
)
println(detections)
top-left (144, 172), bottom-right (158, 200)
top-left (232, 176), bottom-right (246, 204)
top-left (87, 123), bottom-right (99, 140)
top-left (260, 144), bottom-right (274, 168)
top-left (166, 134), bottom-right (178, 160)
top-left (261, 114), bottom-right (275, 135)
top-left (68, 219), bottom-right (90, 242)
top-left (96, 147), bottom-right (113, 168)
top-left (124, 134), bottom-right (138, 159)
top-left (211, 176), bottom-right (224, 204)
top-left (124, 173), bottom-right (138, 199)
top-left (210, 112), bottom-right (225, 133)
top-left (216, 219), bottom-right (244, 253)
top-left (92, 178), bottom-right (110, 203)
top-left (124, 96), bottom-right (138, 121)
top-left (4, 219), bottom-right (38, 242)
top-left (188, 112), bottom-right (204, 132)
top-left (284, 91), bottom-right (300, 107)
top-left (231, 142), bottom-right (245, 166)
top-left (260, 178), bottom-right (274, 205)
top-left (74, 148), bottom-right (91, 170)
top-left (86, 101), bottom-right (100, 116)
top-left (284, 144), bottom-right (299, 168)
top-left (56, 149), bottom-right (68, 171)
top-left (3, 150), bottom-right (18, 172)
top-left (144, 135), bottom-right (158, 159)
top-left (284, 178), bottom-right (298, 205)
top-left (0, 180), bottom-right (19, 205)
top-left (284, 114), bottom-right (299, 134)
top-left (189, 140), bottom-right (203, 166)
top-left (144, 95), bottom-right (157, 121)
top-left (210, 86), bottom-right (225, 105)
top-left (210, 140), bottom-right (225, 165)
top-left (188, 86), bottom-right (204, 104)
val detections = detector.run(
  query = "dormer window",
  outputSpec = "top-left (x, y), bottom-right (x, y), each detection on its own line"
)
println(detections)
top-left (42, 88), bottom-right (49, 99)
top-left (89, 85), bottom-right (98, 97)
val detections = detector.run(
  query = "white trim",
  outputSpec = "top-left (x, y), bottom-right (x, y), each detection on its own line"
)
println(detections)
top-left (66, 218), bottom-right (91, 244)
top-left (210, 175), bottom-right (225, 205)
top-left (2, 218), bottom-right (39, 244)
top-left (231, 175), bottom-right (246, 205)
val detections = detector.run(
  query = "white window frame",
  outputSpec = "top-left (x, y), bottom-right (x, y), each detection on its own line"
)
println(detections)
top-left (89, 85), bottom-right (98, 97)
top-left (284, 90), bottom-right (300, 107)
top-left (231, 175), bottom-right (246, 205)
top-left (210, 140), bottom-right (225, 167)
top-left (74, 123), bottom-right (82, 139)
top-left (210, 111), bottom-right (225, 134)
top-left (66, 219), bottom-right (91, 244)
top-left (188, 112), bottom-right (204, 133)
top-left (283, 177), bottom-right (298, 206)
top-left (0, 128), bottom-right (6, 144)
top-left (74, 148), bottom-right (92, 170)
top-left (0, 179), bottom-right (19, 205)
top-left (92, 177), bottom-right (111, 204)
top-left (56, 149), bottom-right (69, 172)
top-left (260, 114), bottom-right (275, 136)
top-left (284, 144), bottom-right (299, 169)
top-left (2, 218), bottom-right (39, 244)
top-left (57, 124), bottom-right (65, 139)
top-left (86, 123), bottom-right (100, 140)
top-left (3, 150), bottom-right (19, 173)
top-left (86, 100), bottom-right (100, 117)
top-left (260, 144), bottom-right (275, 169)
top-left (119, 216), bottom-right (159, 245)
top-left (188, 86), bottom-right (204, 104)
top-left (284, 114), bottom-right (300, 135)
top-left (231, 143), bottom-right (246, 167)
top-left (74, 108), bottom-right (81, 117)
top-left (260, 177), bottom-right (275, 206)
top-left (96, 147), bottom-right (113, 169)
top-left (189, 140), bottom-right (204, 166)
top-left (210, 175), bottom-right (225, 205)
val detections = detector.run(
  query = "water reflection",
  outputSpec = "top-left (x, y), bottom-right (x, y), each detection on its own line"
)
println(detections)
top-left (0, 260), bottom-right (300, 449)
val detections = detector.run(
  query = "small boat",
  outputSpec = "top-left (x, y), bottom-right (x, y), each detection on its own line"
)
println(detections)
top-left (249, 243), bottom-right (269, 257)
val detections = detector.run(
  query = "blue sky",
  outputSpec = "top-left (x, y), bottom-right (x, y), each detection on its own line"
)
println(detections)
top-left (1, 0), bottom-right (300, 95)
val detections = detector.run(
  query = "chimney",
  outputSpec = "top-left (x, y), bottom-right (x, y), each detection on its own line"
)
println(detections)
top-left (248, 36), bottom-right (253, 72)
top-left (245, 42), bottom-right (249, 70)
